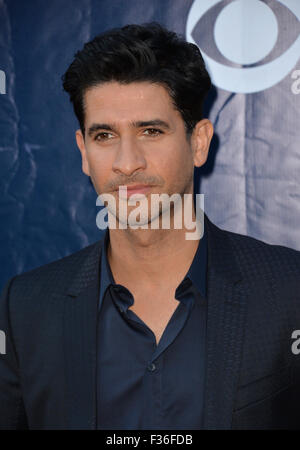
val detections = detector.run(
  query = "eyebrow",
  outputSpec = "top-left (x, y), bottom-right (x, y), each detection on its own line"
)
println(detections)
top-left (87, 119), bottom-right (171, 138)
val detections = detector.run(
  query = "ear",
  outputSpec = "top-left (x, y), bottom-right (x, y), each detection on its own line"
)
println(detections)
top-left (75, 129), bottom-right (90, 176)
top-left (191, 119), bottom-right (214, 168)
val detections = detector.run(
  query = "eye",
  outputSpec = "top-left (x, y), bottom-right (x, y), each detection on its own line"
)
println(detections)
top-left (143, 128), bottom-right (163, 136)
top-left (94, 132), bottom-right (114, 141)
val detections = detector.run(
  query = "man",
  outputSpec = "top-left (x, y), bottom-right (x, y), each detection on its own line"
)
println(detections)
top-left (0, 23), bottom-right (300, 430)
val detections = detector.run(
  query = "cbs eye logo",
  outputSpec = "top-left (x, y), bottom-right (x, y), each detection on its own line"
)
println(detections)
top-left (186, 0), bottom-right (300, 93)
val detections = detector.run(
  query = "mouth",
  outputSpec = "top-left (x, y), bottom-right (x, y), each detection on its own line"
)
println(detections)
top-left (116, 184), bottom-right (154, 199)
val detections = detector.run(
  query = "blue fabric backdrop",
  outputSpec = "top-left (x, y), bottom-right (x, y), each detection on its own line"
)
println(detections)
top-left (0, 0), bottom-right (299, 290)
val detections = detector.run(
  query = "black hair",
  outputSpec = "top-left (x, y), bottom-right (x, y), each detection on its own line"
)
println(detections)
top-left (62, 22), bottom-right (211, 136)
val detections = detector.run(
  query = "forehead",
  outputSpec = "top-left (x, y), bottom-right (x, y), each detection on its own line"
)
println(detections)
top-left (83, 81), bottom-right (179, 124)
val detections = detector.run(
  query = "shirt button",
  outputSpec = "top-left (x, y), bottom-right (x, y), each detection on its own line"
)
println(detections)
top-left (147, 362), bottom-right (156, 372)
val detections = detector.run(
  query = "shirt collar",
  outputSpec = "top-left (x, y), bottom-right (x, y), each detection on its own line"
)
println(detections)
top-left (99, 221), bottom-right (207, 311)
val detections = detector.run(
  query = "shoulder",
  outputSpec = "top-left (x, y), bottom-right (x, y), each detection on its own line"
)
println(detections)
top-left (5, 239), bottom-right (104, 300)
top-left (224, 227), bottom-right (300, 282)
top-left (228, 228), bottom-right (299, 267)
top-left (205, 215), bottom-right (300, 280)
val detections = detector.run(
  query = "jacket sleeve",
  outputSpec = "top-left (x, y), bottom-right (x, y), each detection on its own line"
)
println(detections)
top-left (0, 277), bottom-right (28, 429)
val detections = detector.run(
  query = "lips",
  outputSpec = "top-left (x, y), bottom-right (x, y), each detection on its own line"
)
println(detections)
top-left (117, 184), bottom-right (154, 199)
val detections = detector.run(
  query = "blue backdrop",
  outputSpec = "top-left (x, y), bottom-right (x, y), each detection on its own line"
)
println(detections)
top-left (0, 0), bottom-right (300, 291)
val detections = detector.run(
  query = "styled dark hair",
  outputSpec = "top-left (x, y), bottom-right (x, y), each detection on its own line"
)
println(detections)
top-left (62, 22), bottom-right (211, 136)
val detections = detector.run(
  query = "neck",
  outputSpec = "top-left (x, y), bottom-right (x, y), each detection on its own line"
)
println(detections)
top-left (107, 199), bottom-right (203, 291)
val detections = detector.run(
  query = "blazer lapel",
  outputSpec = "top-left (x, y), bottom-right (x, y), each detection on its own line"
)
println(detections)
top-left (203, 214), bottom-right (248, 429)
top-left (62, 238), bottom-right (104, 430)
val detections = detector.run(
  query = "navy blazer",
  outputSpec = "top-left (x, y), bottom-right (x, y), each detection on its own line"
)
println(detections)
top-left (1, 213), bottom-right (300, 430)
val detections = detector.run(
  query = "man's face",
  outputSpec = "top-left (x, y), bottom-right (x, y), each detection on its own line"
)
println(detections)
top-left (76, 81), bottom-right (212, 225)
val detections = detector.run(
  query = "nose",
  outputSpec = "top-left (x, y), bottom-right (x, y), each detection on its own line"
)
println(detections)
top-left (112, 135), bottom-right (147, 177)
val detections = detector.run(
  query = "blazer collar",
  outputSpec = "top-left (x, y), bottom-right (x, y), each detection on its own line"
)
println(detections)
top-left (65, 236), bottom-right (105, 298)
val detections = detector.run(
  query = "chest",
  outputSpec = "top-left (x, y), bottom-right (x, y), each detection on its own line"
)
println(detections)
top-left (128, 294), bottom-right (180, 344)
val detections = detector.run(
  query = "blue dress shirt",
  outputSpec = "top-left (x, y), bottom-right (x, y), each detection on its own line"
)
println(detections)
top-left (97, 225), bottom-right (207, 430)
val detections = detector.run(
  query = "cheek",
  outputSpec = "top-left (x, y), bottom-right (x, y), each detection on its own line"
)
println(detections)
top-left (86, 149), bottom-right (113, 189)
top-left (160, 140), bottom-right (193, 176)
